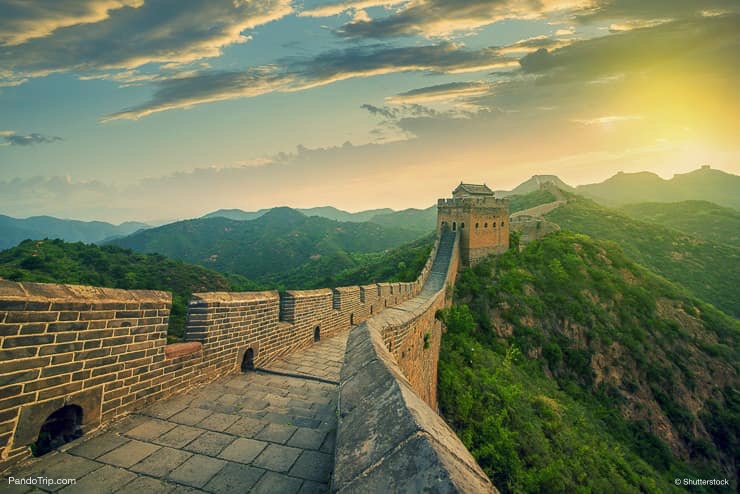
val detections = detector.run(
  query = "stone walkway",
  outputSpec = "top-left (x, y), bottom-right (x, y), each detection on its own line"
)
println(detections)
top-left (5, 332), bottom-right (348, 494)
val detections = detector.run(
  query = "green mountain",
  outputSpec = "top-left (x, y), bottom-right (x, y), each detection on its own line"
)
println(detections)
top-left (110, 207), bottom-right (424, 282)
top-left (439, 232), bottom-right (739, 492)
top-left (264, 233), bottom-right (435, 289)
top-left (0, 214), bottom-right (148, 250)
top-left (545, 196), bottom-right (740, 317)
top-left (497, 175), bottom-right (574, 197)
top-left (0, 239), bottom-right (260, 340)
top-left (203, 205), bottom-right (394, 223)
top-left (620, 201), bottom-right (740, 248)
top-left (367, 206), bottom-right (436, 233)
top-left (576, 166), bottom-right (740, 209)
top-left (508, 189), bottom-right (558, 214)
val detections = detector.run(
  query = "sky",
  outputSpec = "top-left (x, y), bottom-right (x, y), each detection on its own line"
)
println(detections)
top-left (0, 0), bottom-right (738, 223)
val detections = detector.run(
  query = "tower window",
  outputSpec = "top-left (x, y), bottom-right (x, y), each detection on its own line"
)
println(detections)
top-left (475, 223), bottom-right (479, 229)
top-left (484, 222), bottom-right (488, 228)
top-left (460, 223), bottom-right (465, 229)
top-left (452, 221), bottom-right (456, 231)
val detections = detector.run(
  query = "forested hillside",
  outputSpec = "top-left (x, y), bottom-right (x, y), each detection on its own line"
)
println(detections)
top-left (438, 232), bottom-right (739, 492)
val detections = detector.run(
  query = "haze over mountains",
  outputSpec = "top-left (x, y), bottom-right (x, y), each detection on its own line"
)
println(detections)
top-left (0, 215), bottom-right (148, 250)
top-left (0, 167), bottom-right (736, 251)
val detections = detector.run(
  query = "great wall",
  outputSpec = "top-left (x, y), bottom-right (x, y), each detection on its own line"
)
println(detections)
top-left (0, 184), bottom-right (507, 493)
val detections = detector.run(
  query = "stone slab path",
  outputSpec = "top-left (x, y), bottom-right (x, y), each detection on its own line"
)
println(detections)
top-left (4, 332), bottom-right (348, 494)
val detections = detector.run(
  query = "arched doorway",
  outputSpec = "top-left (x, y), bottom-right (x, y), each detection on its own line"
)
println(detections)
top-left (314, 326), bottom-right (321, 342)
top-left (241, 348), bottom-right (255, 371)
top-left (350, 313), bottom-right (354, 325)
top-left (33, 405), bottom-right (83, 457)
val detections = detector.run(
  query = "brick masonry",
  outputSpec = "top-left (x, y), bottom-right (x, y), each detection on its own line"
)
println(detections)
top-left (0, 186), bottom-right (508, 485)
top-left (0, 253), bottom-right (432, 473)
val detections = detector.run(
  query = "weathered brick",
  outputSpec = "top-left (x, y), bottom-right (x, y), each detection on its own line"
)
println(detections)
top-left (0, 385), bottom-right (22, 399)
top-left (51, 301), bottom-right (91, 311)
top-left (2, 334), bottom-right (55, 348)
top-left (75, 348), bottom-right (111, 360)
top-left (0, 392), bottom-right (35, 410)
top-left (0, 324), bottom-right (20, 337)
top-left (55, 332), bottom-right (78, 342)
top-left (84, 356), bottom-right (118, 369)
top-left (107, 319), bottom-right (137, 328)
top-left (80, 311), bottom-right (115, 320)
top-left (118, 351), bottom-right (147, 362)
top-left (58, 311), bottom-right (80, 321)
top-left (19, 323), bottom-right (47, 334)
top-left (0, 347), bottom-right (38, 362)
top-left (0, 300), bottom-right (26, 310)
top-left (41, 362), bottom-right (84, 378)
top-left (51, 356), bottom-right (73, 369)
top-left (5, 311), bottom-right (58, 323)
top-left (77, 329), bottom-right (114, 340)
top-left (115, 311), bottom-right (141, 319)
top-left (37, 381), bottom-right (83, 400)
top-left (47, 321), bottom-right (89, 332)
top-left (39, 342), bottom-right (83, 355)
top-left (24, 374), bottom-right (71, 392)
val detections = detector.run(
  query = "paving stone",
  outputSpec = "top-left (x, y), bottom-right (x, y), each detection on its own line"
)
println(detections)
top-left (195, 413), bottom-right (239, 432)
top-left (287, 428), bottom-right (327, 450)
top-left (144, 399), bottom-right (190, 420)
top-left (291, 416), bottom-right (322, 429)
top-left (16, 453), bottom-right (102, 491)
top-left (319, 433), bottom-right (335, 454)
top-left (2, 481), bottom-right (40, 493)
top-left (58, 464), bottom-right (136, 494)
top-left (167, 455), bottom-right (226, 488)
top-left (224, 417), bottom-right (265, 437)
top-left (289, 450), bottom-right (332, 483)
top-left (124, 419), bottom-right (176, 442)
top-left (183, 431), bottom-right (234, 457)
top-left (217, 438), bottom-right (267, 464)
top-left (155, 425), bottom-right (204, 449)
top-left (250, 472), bottom-right (302, 494)
top-left (115, 476), bottom-right (175, 494)
top-left (68, 434), bottom-right (129, 460)
top-left (168, 408), bottom-right (212, 426)
top-left (130, 446), bottom-right (192, 477)
top-left (97, 440), bottom-right (160, 468)
top-left (297, 480), bottom-right (329, 494)
top-left (254, 423), bottom-right (297, 444)
top-left (252, 444), bottom-right (302, 473)
top-left (201, 463), bottom-right (265, 494)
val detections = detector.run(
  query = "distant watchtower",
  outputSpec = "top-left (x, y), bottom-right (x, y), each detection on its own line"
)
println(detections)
top-left (437, 183), bottom-right (510, 266)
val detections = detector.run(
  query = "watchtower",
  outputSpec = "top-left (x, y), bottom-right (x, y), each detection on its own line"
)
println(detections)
top-left (437, 183), bottom-right (509, 266)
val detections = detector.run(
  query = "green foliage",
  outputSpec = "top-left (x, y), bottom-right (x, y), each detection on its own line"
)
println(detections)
top-left (508, 189), bottom-right (557, 213)
top-left (620, 200), bottom-right (740, 248)
top-left (546, 197), bottom-right (740, 317)
top-left (0, 239), bottom-right (261, 341)
top-left (110, 207), bottom-right (426, 286)
top-left (439, 232), bottom-right (739, 492)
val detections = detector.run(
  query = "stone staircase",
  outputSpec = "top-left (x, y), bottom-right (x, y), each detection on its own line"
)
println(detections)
top-left (421, 229), bottom-right (457, 296)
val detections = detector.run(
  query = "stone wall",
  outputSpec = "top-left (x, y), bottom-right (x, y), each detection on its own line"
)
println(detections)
top-left (333, 230), bottom-right (497, 492)
top-left (0, 256), bottom-right (432, 473)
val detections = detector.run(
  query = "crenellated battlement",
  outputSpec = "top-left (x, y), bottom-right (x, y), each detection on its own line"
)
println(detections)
top-left (437, 196), bottom-right (508, 208)
top-left (0, 260), bottom-right (432, 471)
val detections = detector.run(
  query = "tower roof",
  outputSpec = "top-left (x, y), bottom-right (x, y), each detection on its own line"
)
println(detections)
top-left (452, 183), bottom-right (494, 197)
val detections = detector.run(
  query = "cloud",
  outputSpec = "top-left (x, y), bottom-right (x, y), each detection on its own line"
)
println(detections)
top-left (0, 0), bottom-right (143, 46)
top-left (337, 0), bottom-right (594, 39)
top-left (0, 0), bottom-right (293, 85)
top-left (299, 0), bottom-right (406, 18)
top-left (385, 81), bottom-right (491, 104)
top-left (575, 0), bottom-right (739, 24)
top-left (1, 131), bottom-right (62, 146)
top-left (105, 42), bottom-right (516, 120)
top-left (571, 115), bottom-right (643, 125)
